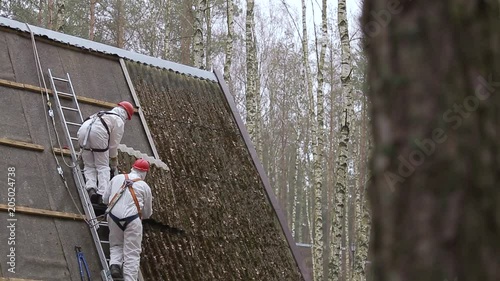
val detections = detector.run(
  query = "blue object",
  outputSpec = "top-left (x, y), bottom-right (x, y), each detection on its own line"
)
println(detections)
top-left (75, 246), bottom-right (91, 281)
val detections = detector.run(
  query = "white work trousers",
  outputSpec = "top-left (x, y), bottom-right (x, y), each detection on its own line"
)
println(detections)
top-left (78, 123), bottom-right (110, 195)
top-left (108, 215), bottom-right (143, 281)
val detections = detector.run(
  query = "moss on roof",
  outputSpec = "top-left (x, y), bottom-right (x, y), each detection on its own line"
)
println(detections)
top-left (125, 62), bottom-right (304, 280)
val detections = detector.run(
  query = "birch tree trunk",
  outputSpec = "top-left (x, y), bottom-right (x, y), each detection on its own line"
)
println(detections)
top-left (312, 0), bottom-right (328, 280)
top-left (295, 157), bottom-right (305, 242)
top-left (205, 0), bottom-right (211, 69)
top-left (223, 0), bottom-right (234, 84)
top-left (245, 0), bottom-right (258, 147)
top-left (291, 133), bottom-right (303, 239)
top-left (54, 0), bottom-right (65, 32)
top-left (89, 0), bottom-right (96, 40)
top-left (301, 0), bottom-right (315, 152)
top-left (252, 30), bottom-right (261, 158)
top-left (300, 0), bottom-right (319, 277)
top-left (163, 0), bottom-right (171, 60)
top-left (353, 87), bottom-right (370, 281)
top-left (193, 0), bottom-right (205, 68)
top-left (180, 0), bottom-right (193, 65)
top-left (305, 176), bottom-right (313, 244)
top-left (329, 0), bottom-right (353, 280)
top-left (363, 1), bottom-right (500, 281)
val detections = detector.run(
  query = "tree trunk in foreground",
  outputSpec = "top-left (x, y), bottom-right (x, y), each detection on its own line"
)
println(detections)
top-left (362, 1), bottom-right (500, 281)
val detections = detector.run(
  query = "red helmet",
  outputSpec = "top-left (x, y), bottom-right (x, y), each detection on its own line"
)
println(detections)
top-left (132, 159), bottom-right (150, 172)
top-left (118, 101), bottom-right (134, 120)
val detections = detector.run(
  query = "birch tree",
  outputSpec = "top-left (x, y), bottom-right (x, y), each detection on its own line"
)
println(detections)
top-left (299, 0), bottom-right (315, 253)
top-left (353, 92), bottom-right (371, 281)
top-left (180, 0), bottom-right (193, 64)
top-left (55, 0), bottom-right (65, 32)
top-left (300, 0), bottom-right (315, 163)
top-left (312, 0), bottom-right (328, 279)
top-left (245, 0), bottom-right (259, 147)
top-left (204, 0), bottom-right (212, 68)
top-left (329, 0), bottom-right (354, 280)
top-left (193, 0), bottom-right (205, 68)
top-left (223, 0), bottom-right (235, 84)
top-left (363, 1), bottom-right (500, 281)
top-left (163, 0), bottom-right (171, 60)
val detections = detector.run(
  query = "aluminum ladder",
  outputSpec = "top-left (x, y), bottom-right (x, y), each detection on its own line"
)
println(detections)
top-left (48, 69), bottom-right (114, 281)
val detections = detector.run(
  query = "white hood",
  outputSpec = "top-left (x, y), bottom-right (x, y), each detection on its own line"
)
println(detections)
top-left (130, 168), bottom-right (147, 180)
top-left (111, 106), bottom-right (128, 121)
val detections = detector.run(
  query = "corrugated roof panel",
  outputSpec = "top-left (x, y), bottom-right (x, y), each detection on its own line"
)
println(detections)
top-left (0, 16), bottom-right (217, 82)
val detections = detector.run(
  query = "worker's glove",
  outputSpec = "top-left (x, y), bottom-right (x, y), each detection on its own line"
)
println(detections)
top-left (109, 157), bottom-right (118, 169)
top-left (109, 157), bottom-right (118, 179)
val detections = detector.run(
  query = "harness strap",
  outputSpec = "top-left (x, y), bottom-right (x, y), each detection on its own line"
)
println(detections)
top-left (81, 111), bottom-right (120, 152)
top-left (125, 174), bottom-right (142, 220)
top-left (129, 185), bottom-right (142, 219)
top-left (109, 212), bottom-right (139, 231)
top-left (107, 178), bottom-right (128, 209)
top-left (106, 174), bottom-right (143, 229)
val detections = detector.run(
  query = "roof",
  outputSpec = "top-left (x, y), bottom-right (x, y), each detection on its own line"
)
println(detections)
top-left (0, 16), bottom-right (217, 81)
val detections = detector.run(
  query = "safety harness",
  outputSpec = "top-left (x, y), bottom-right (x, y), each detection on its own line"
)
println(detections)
top-left (107, 174), bottom-right (142, 231)
top-left (80, 111), bottom-right (121, 152)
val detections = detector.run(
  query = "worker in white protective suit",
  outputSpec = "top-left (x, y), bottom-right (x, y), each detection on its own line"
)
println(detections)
top-left (103, 159), bottom-right (153, 280)
top-left (77, 101), bottom-right (135, 204)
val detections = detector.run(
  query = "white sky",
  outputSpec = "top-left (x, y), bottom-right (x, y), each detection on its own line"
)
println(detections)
top-left (256, 0), bottom-right (363, 44)
top-left (258, 0), bottom-right (362, 21)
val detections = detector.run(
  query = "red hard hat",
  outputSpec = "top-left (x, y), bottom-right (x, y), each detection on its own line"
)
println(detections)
top-left (118, 101), bottom-right (134, 120)
top-left (133, 159), bottom-right (150, 172)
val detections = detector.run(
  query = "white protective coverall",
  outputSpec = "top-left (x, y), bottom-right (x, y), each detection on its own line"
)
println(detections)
top-left (77, 107), bottom-right (127, 195)
top-left (103, 169), bottom-right (153, 281)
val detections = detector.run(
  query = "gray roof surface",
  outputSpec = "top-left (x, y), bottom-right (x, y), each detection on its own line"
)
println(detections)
top-left (0, 16), bottom-right (217, 82)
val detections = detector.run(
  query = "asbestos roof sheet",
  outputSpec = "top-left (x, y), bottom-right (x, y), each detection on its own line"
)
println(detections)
top-left (0, 16), bottom-right (217, 82)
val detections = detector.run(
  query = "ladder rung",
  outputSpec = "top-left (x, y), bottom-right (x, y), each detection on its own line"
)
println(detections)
top-left (70, 137), bottom-right (79, 141)
top-left (66, 121), bottom-right (81, 127)
top-left (101, 240), bottom-right (109, 244)
top-left (57, 91), bottom-right (73, 98)
top-left (53, 77), bottom-right (69, 82)
top-left (61, 106), bottom-right (79, 112)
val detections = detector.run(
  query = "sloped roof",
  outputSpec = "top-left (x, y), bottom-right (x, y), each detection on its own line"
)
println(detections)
top-left (0, 16), bottom-right (308, 281)
top-left (0, 16), bottom-right (216, 81)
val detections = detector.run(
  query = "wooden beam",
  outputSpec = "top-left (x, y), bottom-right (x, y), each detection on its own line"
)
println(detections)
top-left (53, 147), bottom-right (72, 157)
top-left (0, 204), bottom-right (85, 221)
top-left (0, 138), bottom-right (44, 152)
top-left (0, 78), bottom-right (138, 112)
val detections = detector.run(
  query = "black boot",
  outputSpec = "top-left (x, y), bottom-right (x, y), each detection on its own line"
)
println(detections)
top-left (88, 188), bottom-right (102, 204)
top-left (109, 264), bottom-right (122, 278)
